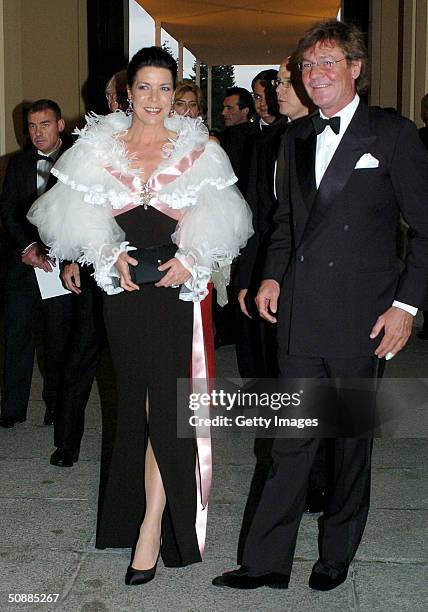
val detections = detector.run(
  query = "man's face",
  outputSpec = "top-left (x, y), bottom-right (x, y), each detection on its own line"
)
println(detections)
top-left (28, 109), bottom-right (64, 153)
top-left (301, 41), bottom-right (361, 117)
top-left (253, 80), bottom-right (276, 124)
top-left (222, 95), bottom-right (248, 126)
top-left (276, 61), bottom-right (308, 121)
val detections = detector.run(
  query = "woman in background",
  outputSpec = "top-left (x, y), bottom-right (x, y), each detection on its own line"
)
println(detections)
top-left (173, 81), bottom-right (206, 119)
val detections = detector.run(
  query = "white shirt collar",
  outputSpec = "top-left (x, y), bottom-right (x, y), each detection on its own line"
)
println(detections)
top-left (319, 93), bottom-right (360, 135)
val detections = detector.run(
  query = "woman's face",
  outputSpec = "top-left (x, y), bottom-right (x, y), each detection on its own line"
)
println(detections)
top-left (173, 90), bottom-right (200, 118)
top-left (128, 66), bottom-right (174, 125)
top-left (253, 80), bottom-right (276, 124)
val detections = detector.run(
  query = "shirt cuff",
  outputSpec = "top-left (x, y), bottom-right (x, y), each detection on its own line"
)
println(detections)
top-left (392, 300), bottom-right (418, 316)
top-left (21, 242), bottom-right (38, 255)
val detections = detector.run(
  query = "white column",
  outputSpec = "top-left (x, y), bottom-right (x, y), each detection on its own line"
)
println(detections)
top-left (414, 0), bottom-right (428, 124)
top-left (178, 41), bottom-right (184, 81)
top-left (195, 59), bottom-right (201, 87)
top-left (155, 20), bottom-right (161, 47)
top-left (399, 0), bottom-right (428, 123)
top-left (369, 0), bottom-right (400, 108)
top-left (207, 65), bottom-right (212, 129)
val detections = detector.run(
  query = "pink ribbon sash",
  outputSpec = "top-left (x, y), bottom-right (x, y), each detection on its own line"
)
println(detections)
top-left (105, 156), bottom-right (213, 555)
top-left (192, 302), bottom-right (213, 555)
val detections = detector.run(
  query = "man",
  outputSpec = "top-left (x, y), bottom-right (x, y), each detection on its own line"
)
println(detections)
top-left (221, 86), bottom-right (255, 128)
top-left (0, 99), bottom-right (73, 428)
top-left (215, 88), bottom-right (258, 348)
top-left (105, 69), bottom-right (128, 112)
top-left (417, 92), bottom-right (428, 339)
top-left (237, 55), bottom-right (314, 378)
top-left (214, 20), bottom-right (428, 591)
top-left (218, 87), bottom-right (258, 196)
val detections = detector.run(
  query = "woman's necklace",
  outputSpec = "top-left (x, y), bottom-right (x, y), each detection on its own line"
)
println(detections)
top-left (138, 138), bottom-right (176, 210)
top-left (139, 182), bottom-right (153, 210)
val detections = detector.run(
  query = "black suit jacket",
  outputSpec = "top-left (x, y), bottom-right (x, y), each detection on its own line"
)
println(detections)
top-left (218, 121), bottom-right (259, 197)
top-left (238, 118), bottom-right (288, 290)
top-left (0, 142), bottom-right (69, 254)
top-left (264, 100), bottom-right (428, 358)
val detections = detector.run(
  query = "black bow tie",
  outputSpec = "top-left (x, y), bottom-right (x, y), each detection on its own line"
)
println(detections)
top-left (36, 153), bottom-right (55, 163)
top-left (312, 115), bottom-right (341, 135)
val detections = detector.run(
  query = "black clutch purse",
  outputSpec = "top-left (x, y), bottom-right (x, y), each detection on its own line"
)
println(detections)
top-left (129, 244), bottom-right (178, 285)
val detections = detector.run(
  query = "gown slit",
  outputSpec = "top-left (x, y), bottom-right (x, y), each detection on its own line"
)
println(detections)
top-left (96, 206), bottom-right (201, 566)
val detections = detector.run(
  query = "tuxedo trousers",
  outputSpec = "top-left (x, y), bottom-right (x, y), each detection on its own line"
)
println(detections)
top-left (2, 258), bottom-right (73, 419)
top-left (242, 353), bottom-right (383, 577)
top-left (53, 270), bottom-right (102, 451)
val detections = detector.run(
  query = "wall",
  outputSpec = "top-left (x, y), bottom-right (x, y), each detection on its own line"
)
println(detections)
top-left (0, 0), bottom-right (87, 160)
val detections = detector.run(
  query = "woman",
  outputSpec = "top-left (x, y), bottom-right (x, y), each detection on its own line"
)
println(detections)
top-left (28, 47), bottom-right (252, 584)
top-left (251, 69), bottom-right (281, 128)
top-left (173, 82), bottom-right (206, 119)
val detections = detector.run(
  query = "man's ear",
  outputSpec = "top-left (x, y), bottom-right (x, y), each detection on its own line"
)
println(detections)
top-left (351, 60), bottom-right (362, 80)
top-left (57, 118), bottom-right (65, 133)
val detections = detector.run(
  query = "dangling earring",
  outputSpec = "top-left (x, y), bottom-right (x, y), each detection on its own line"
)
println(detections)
top-left (126, 98), bottom-right (134, 116)
top-left (169, 106), bottom-right (175, 117)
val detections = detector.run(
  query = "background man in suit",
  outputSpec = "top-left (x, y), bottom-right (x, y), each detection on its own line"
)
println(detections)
top-left (214, 20), bottom-right (428, 592)
top-left (0, 99), bottom-right (73, 428)
top-left (237, 54), bottom-right (314, 378)
top-left (417, 92), bottom-right (428, 339)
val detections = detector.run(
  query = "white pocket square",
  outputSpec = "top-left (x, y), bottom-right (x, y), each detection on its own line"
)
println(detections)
top-left (354, 153), bottom-right (379, 169)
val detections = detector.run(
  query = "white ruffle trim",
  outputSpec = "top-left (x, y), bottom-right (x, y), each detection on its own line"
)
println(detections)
top-left (159, 176), bottom-right (237, 210)
top-left (78, 241), bottom-right (136, 295)
top-left (51, 167), bottom-right (139, 209)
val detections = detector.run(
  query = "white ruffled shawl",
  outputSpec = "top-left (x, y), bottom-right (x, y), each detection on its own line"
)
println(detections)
top-left (27, 112), bottom-right (253, 302)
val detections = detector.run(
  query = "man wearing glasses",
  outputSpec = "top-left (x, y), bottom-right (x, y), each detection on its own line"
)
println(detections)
top-left (237, 55), bottom-right (314, 377)
top-left (214, 20), bottom-right (428, 592)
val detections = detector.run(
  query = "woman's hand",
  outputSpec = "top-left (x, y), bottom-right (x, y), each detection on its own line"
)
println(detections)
top-left (115, 251), bottom-right (140, 291)
top-left (155, 257), bottom-right (191, 288)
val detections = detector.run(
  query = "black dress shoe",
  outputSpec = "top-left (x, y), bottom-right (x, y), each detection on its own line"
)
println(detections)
top-left (43, 409), bottom-right (55, 426)
top-left (304, 488), bottom-right (326, 513)
top-left (125, 560), bottom-right (158, 585)
top-left (50, 448), bottom-right (79, 467)
top-left (309, 567), bottom-right (348, 591)
top-left (0, 415), bottom-right (26, 428)
top-left (212, 567), bottom-right (289, 590)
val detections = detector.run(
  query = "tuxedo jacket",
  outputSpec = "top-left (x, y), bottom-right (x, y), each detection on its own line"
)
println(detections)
top-left (0, 142), bottom-right (69, 279)
top-left (238, 118), bottom-right (288, 291)
top-left (218, 121), bottom-right (259, 197)
top-left (263, 100), bottom-right (428, 358)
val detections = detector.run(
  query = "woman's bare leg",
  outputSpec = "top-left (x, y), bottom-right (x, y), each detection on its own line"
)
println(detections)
top-left (132, 438), bottom-right (166, 569)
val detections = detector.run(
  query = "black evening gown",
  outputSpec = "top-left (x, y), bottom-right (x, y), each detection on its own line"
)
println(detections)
top-left (96, 205), bottom-right (201, 567)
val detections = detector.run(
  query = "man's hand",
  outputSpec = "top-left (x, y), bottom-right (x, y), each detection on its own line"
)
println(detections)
top-left (21, 244), bottom-right (54, 272)
top-left (370, 306), bottom-right (413, 359)
top-left (255, 279), bottom-right (280, 323)
top-left (238, 289), bottom-right (251, 318)
top-left (61, 263), bottom-right (82, 294)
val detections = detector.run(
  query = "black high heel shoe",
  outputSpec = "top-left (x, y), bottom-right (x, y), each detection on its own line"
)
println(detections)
top-left (125, 558), bottom-right (158, 586)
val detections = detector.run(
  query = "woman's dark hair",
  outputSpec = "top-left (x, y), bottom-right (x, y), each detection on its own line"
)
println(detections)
top-left (251, 69), bottom-right (280, 120)
top-left (127, 46), bottom-right (177, 88)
